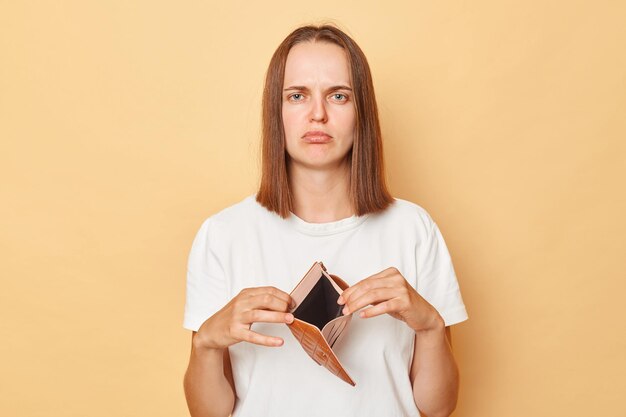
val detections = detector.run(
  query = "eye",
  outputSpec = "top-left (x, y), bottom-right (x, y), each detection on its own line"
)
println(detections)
top-left (289, 93), bottom-right (304, 101)
top-left (331, 93), bottom-right (348, 102)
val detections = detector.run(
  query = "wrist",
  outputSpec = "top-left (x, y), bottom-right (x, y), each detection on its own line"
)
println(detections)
top-left (415, 310), bottom-right (445, 337)
top-left (192, 329), bottom-right (222, 352)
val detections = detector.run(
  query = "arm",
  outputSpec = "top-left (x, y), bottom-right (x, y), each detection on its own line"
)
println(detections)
top-left (183, 287), bottom-right (295, 417)
top-left (183, 332), bottom-right (236, 417)
top-left (410, 325), bottom-right (459, 417)
top-left (338, 267), bottom-right (461, 417)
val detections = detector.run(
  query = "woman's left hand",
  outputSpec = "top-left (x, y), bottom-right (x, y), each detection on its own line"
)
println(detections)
top-left (337, 267), bottom-right (444, 333)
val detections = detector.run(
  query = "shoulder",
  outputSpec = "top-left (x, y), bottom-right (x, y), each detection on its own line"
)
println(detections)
top-left (374, 197), bottom-right (437, 232)
top-left (193, 194), bottom-right (274, 236)
top-left (207, 194), bottom-right (263, 222)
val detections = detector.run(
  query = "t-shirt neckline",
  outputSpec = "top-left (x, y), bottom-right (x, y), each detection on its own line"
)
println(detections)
top-left (286, 210), bottom-right (369, 236)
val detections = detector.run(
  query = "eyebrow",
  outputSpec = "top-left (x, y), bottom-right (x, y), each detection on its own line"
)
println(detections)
top-left (283, 85), bottom-right (353, 92)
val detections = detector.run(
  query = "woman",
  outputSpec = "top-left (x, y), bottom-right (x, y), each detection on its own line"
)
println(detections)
top-left (183, 24), bottom-right (468, 417)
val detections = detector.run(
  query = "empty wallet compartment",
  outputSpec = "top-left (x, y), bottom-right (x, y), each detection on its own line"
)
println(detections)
top-left (292, 273), bottom-right (344, 330)
top-left (287, 262), bottom-right (356, 386)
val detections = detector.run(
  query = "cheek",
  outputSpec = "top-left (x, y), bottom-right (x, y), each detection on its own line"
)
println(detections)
top-left (282, 108), bottom-right (298, 137)
top-left (341, 109), bottom-right (357, 138)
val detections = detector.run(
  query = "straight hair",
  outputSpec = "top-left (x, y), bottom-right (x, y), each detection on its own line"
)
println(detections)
top-left (256, 24), bottom-right (394, 218)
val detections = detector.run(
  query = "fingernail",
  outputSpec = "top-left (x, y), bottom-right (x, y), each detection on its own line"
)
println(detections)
top-left (337, 296), bottom-right (344, 304)
top-left (274, 338), bottom-right (283, 346)
top-left (342, 306), bottom-right (349, 315)
top-left (286, 313), bottom-right (294, 323)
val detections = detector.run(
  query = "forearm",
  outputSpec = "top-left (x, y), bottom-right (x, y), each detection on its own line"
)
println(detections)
top-left (411, 325), bottom-right (459, 417)
top-left (183, 340), bottom-right (235, 417)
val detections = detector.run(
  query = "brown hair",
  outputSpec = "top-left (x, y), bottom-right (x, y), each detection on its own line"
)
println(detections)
top-left (256, 24), bottom-right (394, 218)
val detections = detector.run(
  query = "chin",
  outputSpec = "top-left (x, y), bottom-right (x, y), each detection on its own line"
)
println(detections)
top-left (289, 153), bottom-right (350, 171)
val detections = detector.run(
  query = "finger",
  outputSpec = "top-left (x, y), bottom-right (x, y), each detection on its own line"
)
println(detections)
top-left (339, 276), bottom-right (399, 310)
top-left (242, 309), bottom-right (294, 325)
top-left (237, 328), bottom-right (285, 347)
top-left (358, 299), bottom-right (399, 319)
top-left (378, 267), bottom-right (401, 278)
top-left (343, 287), bottom-right (400, 315)
top-left (338, 268), bottom-right (401, 304)
top-left (264, 286), bottom-right (294, 306)
top-left (242, 286), bottom-right (295, 309)
top-left (247, 293), bottom-right (291, 313)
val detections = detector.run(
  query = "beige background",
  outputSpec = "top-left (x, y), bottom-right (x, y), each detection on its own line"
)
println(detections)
top-left (1, 1), bottom-right (625, 416)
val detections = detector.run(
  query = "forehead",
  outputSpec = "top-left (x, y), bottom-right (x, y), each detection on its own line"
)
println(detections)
top-left (283, 41), bottom-right (351, 86)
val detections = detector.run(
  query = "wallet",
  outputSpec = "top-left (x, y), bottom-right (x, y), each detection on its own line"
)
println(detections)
top-left (286, 261), bottom-right (356, 386)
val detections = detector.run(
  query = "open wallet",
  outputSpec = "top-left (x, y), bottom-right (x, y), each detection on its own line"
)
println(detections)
top-left (286, 261), bottom-right (356, 386)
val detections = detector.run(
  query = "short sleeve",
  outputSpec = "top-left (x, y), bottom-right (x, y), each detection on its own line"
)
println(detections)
top-left (183, 218), bottom-right (229, 332)
top-left (416, 217), bottom-right (468, 326)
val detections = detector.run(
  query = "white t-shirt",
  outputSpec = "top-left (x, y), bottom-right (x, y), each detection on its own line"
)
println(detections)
top-left (184, 194), bottom-right (468, 417)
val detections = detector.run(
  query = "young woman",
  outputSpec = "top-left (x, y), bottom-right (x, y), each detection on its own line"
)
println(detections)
top-left (183, 24), bottom-right (468, 417)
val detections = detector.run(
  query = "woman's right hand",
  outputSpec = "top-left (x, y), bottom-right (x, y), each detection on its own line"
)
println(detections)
top-left (194, 286), bottom-right (296, 350)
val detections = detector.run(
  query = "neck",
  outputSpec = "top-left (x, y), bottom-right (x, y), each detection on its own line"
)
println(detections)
top-left (288, 159), bottom-right (353, 223)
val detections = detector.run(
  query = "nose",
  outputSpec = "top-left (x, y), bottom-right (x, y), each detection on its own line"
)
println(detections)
top-left (309, 94), bottom-right (328, 123)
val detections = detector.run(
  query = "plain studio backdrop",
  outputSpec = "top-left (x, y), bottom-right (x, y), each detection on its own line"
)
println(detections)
top-left (1, 1), bottom-right (625, 416)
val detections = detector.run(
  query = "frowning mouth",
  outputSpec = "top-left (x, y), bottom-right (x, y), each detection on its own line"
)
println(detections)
top-left (302, 131), bottom-right (333, 143)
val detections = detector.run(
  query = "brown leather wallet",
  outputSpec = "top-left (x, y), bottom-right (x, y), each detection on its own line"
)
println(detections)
top-left (287, 261), bottom-right (356, 386)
